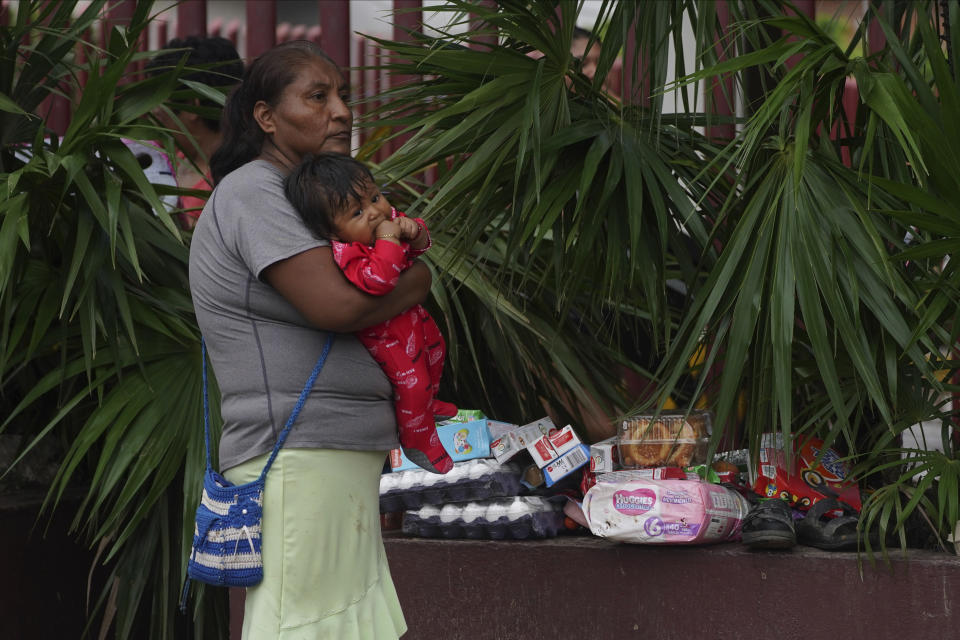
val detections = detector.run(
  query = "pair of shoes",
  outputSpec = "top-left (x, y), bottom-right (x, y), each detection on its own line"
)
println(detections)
top-left (741, 498), bottom-right (796, 550)
top-left (796, 498), bottom-right (861, 550)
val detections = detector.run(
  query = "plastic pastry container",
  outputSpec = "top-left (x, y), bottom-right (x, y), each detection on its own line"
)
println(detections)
top-left (616, 411), bottom-right (711, 469)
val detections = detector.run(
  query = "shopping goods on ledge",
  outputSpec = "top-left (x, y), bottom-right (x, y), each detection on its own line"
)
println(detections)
top-left (402, 496), bottom-right (567, 540)
top-left (384, 406), bottom-right (870, 549)
top-left (381, 413), bottom-right (591, 540)
top-left (582, 473), bottom-right (750, 544)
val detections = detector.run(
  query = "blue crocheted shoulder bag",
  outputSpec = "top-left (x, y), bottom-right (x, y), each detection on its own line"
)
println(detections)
top-left (180, 334), bottom-right (334, 611)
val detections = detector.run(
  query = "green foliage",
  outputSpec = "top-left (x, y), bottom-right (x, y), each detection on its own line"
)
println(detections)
top-left (4, 2), bottom-right (960, 638)
top-left (0, 1), bottom-right (226, 637)
top-left (686, 0), bottom-right (960, 555)
top-left (360, 0), bottom-right (728, 430)
top-left (366, 0), bottom-right (959, 554)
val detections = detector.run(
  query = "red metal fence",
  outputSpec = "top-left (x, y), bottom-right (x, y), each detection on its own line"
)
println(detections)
top-left (22, 1), bottom-right (866, 157)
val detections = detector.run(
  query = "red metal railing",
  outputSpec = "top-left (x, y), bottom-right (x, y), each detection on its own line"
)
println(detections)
top-left (23, 0), bottom-right (873, 138)
top-left (27, 1), bottom-right (861, 174)
top-left (33, 0), bottom-right (406, 141)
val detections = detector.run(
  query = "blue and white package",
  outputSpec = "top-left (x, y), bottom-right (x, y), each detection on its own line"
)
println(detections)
top-left (542, 444), bottom-right (591, 487)
top-left (389, 418), bottom-right (492, 471)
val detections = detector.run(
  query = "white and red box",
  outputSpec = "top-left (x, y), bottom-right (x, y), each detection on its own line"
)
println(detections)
top-left (525, 424), bottom-right (582, 468)
top-left (589, 436), bottom-right (619, 473)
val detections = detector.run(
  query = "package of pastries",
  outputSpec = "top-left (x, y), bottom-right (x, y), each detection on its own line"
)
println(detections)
top-left (617, 411), bottom-right (711, 469)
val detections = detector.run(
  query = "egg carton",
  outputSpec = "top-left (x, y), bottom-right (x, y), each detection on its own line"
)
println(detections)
top-left (402, 496), bottom-right (566, 540)
top-left (379, 459), bottom-right (524, 513)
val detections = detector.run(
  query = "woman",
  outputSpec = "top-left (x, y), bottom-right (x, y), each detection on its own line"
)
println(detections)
top-left (190, 41), bottom-right (426, 638)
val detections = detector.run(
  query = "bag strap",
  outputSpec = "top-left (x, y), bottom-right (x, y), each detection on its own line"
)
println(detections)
top-left (201, 334), bottom-right (335, 478)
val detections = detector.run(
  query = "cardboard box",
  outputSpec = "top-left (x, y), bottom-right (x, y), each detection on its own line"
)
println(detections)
top-left (542, 444), bottom-right (591, 487)
top-left (486, 420), bottom-right (518, 439)
top-left (526, 434), bottom-right (559, 467)
top-left (749, 436), bottom-right (861, 512)
top-left (589, 436), bottom-right (619, 473)
top-left (515, 417), bottom-right (556, 447)
top-left (548, 425), bottom-right (581, 458)
top-left (491, 431), bottom-right (524, 464)
top-left (525, 425), bottom-right (583, 468)
top-left (441, 409), bottom-right (486, 424)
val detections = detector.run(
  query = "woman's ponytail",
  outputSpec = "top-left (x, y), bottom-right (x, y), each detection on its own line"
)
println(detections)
top-left (210, 81), bottom-right (263, 184)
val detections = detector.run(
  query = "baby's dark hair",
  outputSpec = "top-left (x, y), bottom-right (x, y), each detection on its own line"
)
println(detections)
top-left (284, 153), bottom-right (375, 240)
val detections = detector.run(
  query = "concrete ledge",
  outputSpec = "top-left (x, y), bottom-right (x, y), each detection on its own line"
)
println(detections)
top-left (383, 533), bottom-right (960, 640)
top-left (0, 491), bottom-right (97, 639)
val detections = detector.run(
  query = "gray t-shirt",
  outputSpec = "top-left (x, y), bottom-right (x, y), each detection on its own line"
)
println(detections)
top-left (189, 159), bottom-right (399, 471)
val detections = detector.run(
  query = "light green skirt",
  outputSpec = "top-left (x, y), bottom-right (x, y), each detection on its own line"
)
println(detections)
top-left (224, 449), bottom-right (407, 639)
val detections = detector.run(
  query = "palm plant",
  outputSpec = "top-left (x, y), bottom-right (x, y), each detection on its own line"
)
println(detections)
top-left (361, 0), bottom-right (728, 439)
top-left (364, 0), bottom-right (958, 552)
top-left (663, 0), bottom-right (960, 555)
top-left (0, 1), bottom-right (226, 637)
top-left (5, 0), bottom-right (960, 637)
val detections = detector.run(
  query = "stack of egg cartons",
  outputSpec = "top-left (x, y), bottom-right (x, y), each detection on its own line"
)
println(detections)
top-left (379, 459), bottom-right (567, 540)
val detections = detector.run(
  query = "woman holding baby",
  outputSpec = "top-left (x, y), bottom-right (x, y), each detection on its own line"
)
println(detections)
top-left (189, 41), bottom-right (422, 639)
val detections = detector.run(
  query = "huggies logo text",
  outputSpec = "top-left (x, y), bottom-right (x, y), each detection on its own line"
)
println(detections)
top-left (612, 488), bottom-right (657, 515)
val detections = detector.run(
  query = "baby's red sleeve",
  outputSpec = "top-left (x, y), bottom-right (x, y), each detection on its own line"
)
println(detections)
top-left (408, 216), bottom-right (431, 257)
top-left (332, 240), bottom-right (408, 295)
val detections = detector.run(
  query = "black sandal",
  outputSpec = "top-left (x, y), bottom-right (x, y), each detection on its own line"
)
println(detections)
top-left (796, 498), bottom-right (860, 550)
top-left (741, 498), bottom-right (797, 550)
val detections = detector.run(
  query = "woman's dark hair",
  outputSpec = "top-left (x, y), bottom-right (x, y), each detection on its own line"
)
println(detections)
top-left (145, 36), bottom-right (243, 132)
top-left (284, 153), bottom-right (375, 240)
top-left (210, 41), bottom-right (340, 184)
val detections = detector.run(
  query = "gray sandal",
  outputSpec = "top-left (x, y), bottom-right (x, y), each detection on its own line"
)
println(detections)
top-left (796, 498), bottom-right (860, 550)
top-left (741, 498), bottom-right (797, 550)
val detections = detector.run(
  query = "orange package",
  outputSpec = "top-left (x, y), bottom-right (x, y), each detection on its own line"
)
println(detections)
top-left (751, 436), bottom-right (861, 512)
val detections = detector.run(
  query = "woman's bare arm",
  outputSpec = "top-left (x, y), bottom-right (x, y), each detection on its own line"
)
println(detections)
top-left (263, 245), bottom-right (432, 333)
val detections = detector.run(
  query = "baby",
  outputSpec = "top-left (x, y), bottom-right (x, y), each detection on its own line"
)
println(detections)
top-left (285, 153), bottom-right (456, 474)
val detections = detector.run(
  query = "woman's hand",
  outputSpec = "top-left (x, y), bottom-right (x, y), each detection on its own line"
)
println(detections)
top-left (263, 246), bottom-right (432, 332)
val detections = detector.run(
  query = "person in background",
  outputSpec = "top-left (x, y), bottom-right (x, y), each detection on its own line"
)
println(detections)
top-left (571, 26), bottom-right (601, 83)
top-left (147, 36), bottom-right (243, 229)
top-left (571, 26), bottom-right (622, 98)
top-left (526, 26), bottom-right (620, 98)
top-left (190, 41), bottom-right (423, 638)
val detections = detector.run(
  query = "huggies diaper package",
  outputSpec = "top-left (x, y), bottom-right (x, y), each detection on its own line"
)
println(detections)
top-left (582, 476), bottom-right (750, 544)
